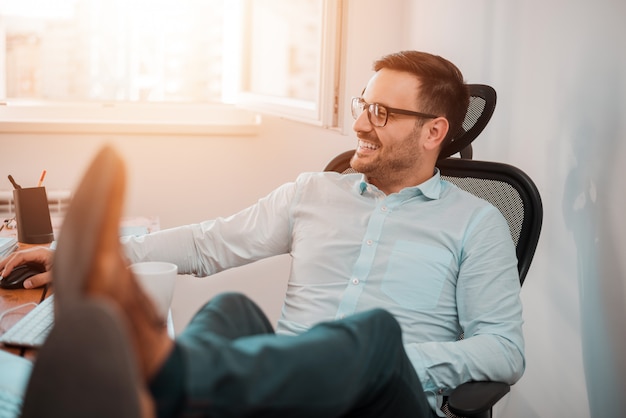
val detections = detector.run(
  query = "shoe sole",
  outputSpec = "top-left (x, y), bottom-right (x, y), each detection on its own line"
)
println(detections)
top-left (52, 145), bottom-right (126, 317)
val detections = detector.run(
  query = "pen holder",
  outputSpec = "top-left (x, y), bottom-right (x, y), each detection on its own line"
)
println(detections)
top-left (13, 187), bottom-right (54, 244)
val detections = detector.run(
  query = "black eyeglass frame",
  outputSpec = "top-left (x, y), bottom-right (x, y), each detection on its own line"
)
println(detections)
top-left (351, 96), bottom-right (439, 127)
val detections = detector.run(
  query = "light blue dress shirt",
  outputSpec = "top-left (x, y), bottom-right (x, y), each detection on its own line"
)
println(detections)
top-left (124, 170), bottom-right (524, 415)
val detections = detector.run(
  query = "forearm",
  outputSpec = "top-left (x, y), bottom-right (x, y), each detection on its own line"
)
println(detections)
top-left (406, 332), bottom-right (525, 394)
top-left (406, 208), bottom-right (525, 393)
top-left (122, 224), bottom-right (211, 276)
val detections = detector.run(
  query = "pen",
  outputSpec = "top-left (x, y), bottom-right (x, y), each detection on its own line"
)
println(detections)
top-left (37, 170), bottom-right (47, 187)
top-left (8, 175), bottom-right (22, 190)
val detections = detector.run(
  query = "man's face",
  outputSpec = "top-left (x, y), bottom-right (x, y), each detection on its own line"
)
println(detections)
top-left (350, 68), bottom-right (430, 189)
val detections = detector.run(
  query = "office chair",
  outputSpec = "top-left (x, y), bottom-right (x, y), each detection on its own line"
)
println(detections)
top-left (324, 84), bottom-right (543, 418)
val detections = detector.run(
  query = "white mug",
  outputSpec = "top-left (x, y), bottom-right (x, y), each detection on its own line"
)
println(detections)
top-left (129, 261), bottom-right (178, 319)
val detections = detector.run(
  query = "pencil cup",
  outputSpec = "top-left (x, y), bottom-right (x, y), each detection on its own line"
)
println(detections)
top-left (13, 187), bottom-right (54, 244)
top-left (130, 262), bottom-right (178, 319)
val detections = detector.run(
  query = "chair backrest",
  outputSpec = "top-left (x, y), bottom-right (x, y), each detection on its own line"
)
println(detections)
top-left (439, 84), bottom-right (497, 160)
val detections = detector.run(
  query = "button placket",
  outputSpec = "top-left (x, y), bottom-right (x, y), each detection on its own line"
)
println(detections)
top-left (335, 197), bottom-right (392, 320)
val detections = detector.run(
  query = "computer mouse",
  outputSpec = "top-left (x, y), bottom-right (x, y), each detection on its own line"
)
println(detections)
top-left (0, 262), bottom-right (46, 289)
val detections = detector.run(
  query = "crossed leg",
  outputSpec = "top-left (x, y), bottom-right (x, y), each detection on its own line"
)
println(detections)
top-left (150, 292), bottom-right (434, 418)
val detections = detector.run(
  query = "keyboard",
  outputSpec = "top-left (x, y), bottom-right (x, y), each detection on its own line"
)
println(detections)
top-left (0, 295), bottom-right (54, 348)
top-left (1, 293), bottom-right (175, 349)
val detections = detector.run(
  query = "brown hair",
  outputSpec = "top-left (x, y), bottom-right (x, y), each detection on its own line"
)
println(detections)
top-left (373, 51), bottom-right (469, 145)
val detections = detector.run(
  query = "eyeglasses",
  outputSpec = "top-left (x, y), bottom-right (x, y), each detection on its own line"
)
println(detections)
top-left (351, 97), bottom-right (438, 127)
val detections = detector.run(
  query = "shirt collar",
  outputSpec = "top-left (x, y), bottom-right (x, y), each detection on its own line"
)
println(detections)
top-left (357, 168), bottom-right (442, 199)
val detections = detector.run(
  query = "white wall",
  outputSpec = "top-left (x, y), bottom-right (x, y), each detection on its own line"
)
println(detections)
top-left (406, 0), bottom-right (626, 417)
top-left (2, 0), bottom-right (624, 416)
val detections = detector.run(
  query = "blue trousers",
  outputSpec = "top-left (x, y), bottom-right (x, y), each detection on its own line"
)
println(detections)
top-left (150, 292), bottom-right (435, 418)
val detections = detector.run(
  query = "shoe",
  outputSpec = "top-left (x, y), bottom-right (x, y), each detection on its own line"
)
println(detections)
top-left (20, 146), bottom-right (152, 417)
top-left (20, 145), bottom-right (162, 417)
top-left (52, 145), bottom-right (126, 317)
top-left (51, 145), bottom-right (171, 380)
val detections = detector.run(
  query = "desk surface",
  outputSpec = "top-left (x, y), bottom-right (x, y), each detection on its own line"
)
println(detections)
top-left (0, 286), bottom-right (48, 359)
top-left (0, 239), bottom-right (51, 359)
top-left (1, 216), bottom-right (161, 359)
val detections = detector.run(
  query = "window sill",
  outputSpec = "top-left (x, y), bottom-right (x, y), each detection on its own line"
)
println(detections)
top-left (0, 102), bottom-right (262, 136)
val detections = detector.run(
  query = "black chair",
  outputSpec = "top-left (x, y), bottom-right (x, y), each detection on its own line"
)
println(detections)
top-left (324, 84), bottom-right (542, 418)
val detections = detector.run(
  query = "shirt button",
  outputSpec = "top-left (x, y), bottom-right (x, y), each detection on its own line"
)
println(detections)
top-left (366, 239), bottom-right (373, 246)
top-left (381, 206), bottom-right (388, 212)
top-left (352, 278), bottom-right (360, 285)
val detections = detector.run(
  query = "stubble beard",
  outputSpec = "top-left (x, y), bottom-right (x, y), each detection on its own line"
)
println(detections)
top-left (351, 141), bottom-right (415, 182)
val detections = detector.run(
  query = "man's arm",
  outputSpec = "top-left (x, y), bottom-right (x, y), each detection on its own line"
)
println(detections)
top-left (406, 207), bottom-right (524, 395)
top-left (122, 181), bottom-right (297, 276)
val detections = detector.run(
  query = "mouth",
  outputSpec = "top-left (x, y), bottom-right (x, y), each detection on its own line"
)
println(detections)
top-left (357, 140), bottom-right (380, 153)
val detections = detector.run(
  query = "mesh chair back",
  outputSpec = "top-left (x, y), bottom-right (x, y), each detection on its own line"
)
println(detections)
top-left (439, 84), bottom-right (496, 160)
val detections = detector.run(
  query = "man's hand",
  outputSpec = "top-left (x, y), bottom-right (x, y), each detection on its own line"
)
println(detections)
top-left (0, 247), bottom-right (54, 289)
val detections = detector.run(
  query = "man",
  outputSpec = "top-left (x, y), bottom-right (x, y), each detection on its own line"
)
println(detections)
top-left (2, 51), bottom-right (524, 416)
top-left (21, 145), bottom-right (431, 417)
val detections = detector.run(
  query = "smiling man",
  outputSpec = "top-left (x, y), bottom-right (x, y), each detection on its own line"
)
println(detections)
top-left (350, 52), bottom-right (468, 194)
top-left (2, 51), bottom-right (524, 418)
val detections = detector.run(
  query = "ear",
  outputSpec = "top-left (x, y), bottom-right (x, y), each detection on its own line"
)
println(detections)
top-left (423, 117), bottom-right (449, 152)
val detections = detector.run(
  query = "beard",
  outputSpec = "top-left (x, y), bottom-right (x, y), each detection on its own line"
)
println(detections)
top-left (350, 131), bottom-right (420, 182)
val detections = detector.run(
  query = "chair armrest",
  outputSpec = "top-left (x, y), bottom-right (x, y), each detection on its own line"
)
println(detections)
top-left (447, 381), bottom-right (510, 418)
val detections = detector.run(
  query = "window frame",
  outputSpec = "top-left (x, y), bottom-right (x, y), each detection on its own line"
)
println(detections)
top-left (234, 0), bottom-right (343, 128)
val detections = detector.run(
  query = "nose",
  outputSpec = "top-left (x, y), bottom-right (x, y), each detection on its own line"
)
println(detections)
top-left (352, 108), bottom-right (373, 133)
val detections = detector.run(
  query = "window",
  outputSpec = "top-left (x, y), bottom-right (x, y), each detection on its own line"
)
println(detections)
top-left (236, 0), bottom-right (342, 126)
top-left (0, 0), bottom-right (342, 134)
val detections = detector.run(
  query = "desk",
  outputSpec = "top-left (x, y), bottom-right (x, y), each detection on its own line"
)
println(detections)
top-left (0, 285), bottom-right (48, 360)
top-left (0, 216), bottom-right (160, 359)
top-left (0, 240), bottom-right (52, 359)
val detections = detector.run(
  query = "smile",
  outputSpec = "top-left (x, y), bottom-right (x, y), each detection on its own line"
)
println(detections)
top-left (358, 140), bottom-right (380, 151)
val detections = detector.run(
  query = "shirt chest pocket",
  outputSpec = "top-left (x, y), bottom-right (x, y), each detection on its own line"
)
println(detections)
top-left (382, 241), bottom-right (453, 310)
